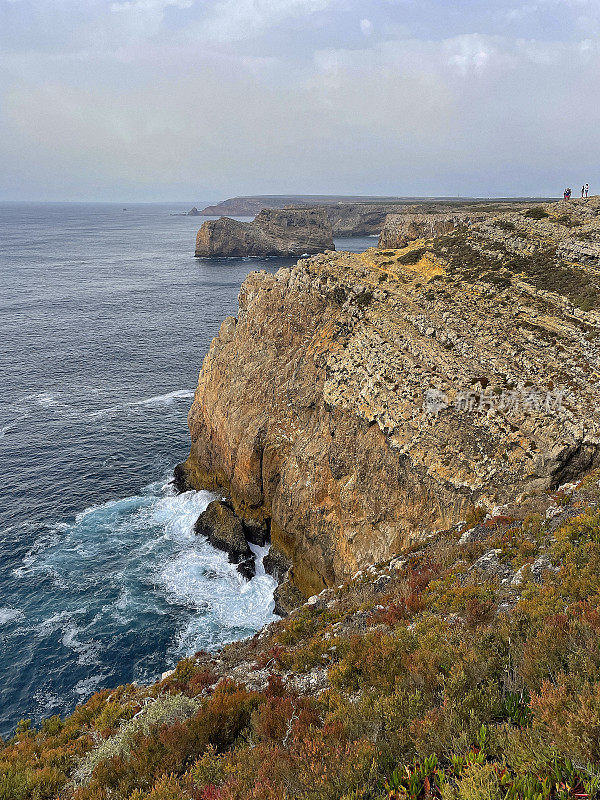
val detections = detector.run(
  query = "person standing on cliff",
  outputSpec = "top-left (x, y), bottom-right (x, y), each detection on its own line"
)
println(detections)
top-left (582, 185), bottom-right (586, 199)
top-left (586, 183), bottom-right (590, 198)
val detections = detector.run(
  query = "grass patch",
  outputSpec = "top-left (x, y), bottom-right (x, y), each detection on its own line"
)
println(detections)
top-left (397, 246), bottom-right (429, 265)
top-left (523, 207), bottom-right (550, 220)
top-left (432, 230), bottom-right (600, 311)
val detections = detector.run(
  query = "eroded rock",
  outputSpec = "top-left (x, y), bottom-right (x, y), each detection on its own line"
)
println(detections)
top-left (195, 500), bottom-right (251, 564)
top-left (195, 208), bottom-right (334, 257)
top-left (274, 578), bottom-right (307, 617)
top-left (378, 212), bottom-right (488, 249)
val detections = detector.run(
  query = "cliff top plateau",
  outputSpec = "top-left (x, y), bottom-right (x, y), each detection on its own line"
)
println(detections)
top-left (199, 195), bottom-right (556, 217)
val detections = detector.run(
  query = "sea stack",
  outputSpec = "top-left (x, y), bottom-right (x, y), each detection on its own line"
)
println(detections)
top-left (194, 208), bottom-right (335, 257)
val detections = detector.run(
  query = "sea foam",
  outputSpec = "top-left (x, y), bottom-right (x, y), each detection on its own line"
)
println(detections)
top-left (10, 478), bottom-right (277, 708)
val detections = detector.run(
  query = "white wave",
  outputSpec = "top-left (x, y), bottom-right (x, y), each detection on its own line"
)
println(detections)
top-left (74, 674), bottom-right (103, 699)
top-left (130, 389), bottom-right (195, 408)
top-left (61, 621), bottom-right (102, 665)
top-left (33, 391), bottom-right (60, 408)
top-left (35, 608), bottom-right (82, 636)
top-left (75, 493), bottom-right (156, 524)
top-left (0, 422), bottom-right (16, 438)
top-left (13, 387), bottom-right (193, 423)
top-left (162, 538), bottom-right (277, 657)
top-left (89, 388), bottom-right (195, 419)
top-left (152, 490), bottom-right (277, 656)
top-left (12, 477), bottom-right (277, 682)
top-left (148, 489), bottom-right (213, 541)
top-left (12, 390), bottom-right (79, 421)
top-left (33, 608), bottom-right (101, 665)
top-left (0, 607), bottom-right (23, 625)
top-left (12, 529), bottom-right (63, 578)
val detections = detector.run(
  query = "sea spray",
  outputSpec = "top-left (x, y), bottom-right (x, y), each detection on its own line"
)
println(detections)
top-left (7, 479), bottom-right (277, 731)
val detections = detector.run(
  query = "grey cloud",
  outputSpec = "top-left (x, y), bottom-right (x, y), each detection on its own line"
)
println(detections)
top-left (0, 1), bottom-right (599, 199)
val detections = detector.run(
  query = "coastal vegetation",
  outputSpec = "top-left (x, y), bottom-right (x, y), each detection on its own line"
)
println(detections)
top-left (2, 474), bottom-right (600, 800)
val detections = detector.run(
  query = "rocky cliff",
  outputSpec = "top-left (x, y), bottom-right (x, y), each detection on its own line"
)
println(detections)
top-left (324, 204), bottom-right (407, 236)
top-left (199, 196), bottom-right (545, 236)
top-left (182, 198), bottom-right (600, 610)
top-left (378, 211), bottom-right (488, 248)
top-left (194, 208), bottom-right (334, 258)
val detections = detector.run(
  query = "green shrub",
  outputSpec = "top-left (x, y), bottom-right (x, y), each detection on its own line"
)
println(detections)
top-left (398, 247), bottom-right (429, 265)
top-left (523, 207), bottom-right (550, 220)
top-left (73, 693), bottom-right (201, 786)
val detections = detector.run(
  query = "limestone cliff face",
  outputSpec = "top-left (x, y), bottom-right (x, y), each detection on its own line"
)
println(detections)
top-left (378, 212), bottom-right (489, 249)
top-left (195, 208), bottom-right (334, 257)
top-left (183, 198), bottom-right (600, 607)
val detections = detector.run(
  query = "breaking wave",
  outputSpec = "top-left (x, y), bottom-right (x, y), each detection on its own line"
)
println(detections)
top-left (6, 479), bottom-right (277, 728)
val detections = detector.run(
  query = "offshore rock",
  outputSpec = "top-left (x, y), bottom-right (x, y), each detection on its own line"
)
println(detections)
top-left (195, 208), bottom-right (334, 258)
top-left (183, 198), bottom-right (600, 603)
top-left (195, 500), bottom-right (252, 564)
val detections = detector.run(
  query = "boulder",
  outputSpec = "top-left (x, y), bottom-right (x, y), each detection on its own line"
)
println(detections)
top-left (263, 547), bottom-right (292, 583)
top-left (195, 500), bottom-right (252, 564)
top-left (237, 557), bottom-right (256, 581)
top-left (172, 462), bottom-right (192, 493)
top-left (273, 577), bottom-right (307, 617)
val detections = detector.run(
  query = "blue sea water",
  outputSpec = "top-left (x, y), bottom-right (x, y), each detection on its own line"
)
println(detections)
top-left (0, 201), bottom-right (375, 738)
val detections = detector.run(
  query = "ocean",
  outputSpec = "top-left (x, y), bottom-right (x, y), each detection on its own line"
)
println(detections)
top-left (0, 201), bottom-right (374, 738)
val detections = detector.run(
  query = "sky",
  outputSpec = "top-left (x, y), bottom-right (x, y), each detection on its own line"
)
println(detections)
top-left (0, 0), bottom-right (599, 201)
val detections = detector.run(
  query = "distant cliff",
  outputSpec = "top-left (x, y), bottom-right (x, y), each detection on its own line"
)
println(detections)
top-left (199, 196), bottom-right (549, 237)
top-left (198, 194), bottom-right (424, 218)
top-left (378, 211), bottom-right (488, 248)
top-left (181, 198), bottom-right (600, 611)
top-left (195, 208), bottom-right (335, 258)
top-left (198, 196), bottom-right (417, 237)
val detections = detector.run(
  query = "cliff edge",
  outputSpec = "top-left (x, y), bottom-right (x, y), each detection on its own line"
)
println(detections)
top-left (194, 208), bottom-right (334, 258)
top-left (182, 198), bottom-right (600, 609)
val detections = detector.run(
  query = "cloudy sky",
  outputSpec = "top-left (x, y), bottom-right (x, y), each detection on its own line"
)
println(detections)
top-left (0, 0), bottom-right (598, 201)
